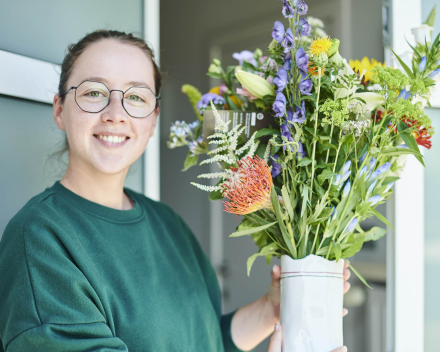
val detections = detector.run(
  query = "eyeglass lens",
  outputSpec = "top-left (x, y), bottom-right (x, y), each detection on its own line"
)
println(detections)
top-left (75, 81), bottom-right (156, 118)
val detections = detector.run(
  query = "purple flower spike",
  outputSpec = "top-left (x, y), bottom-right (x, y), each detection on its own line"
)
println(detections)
top-left (282, 28), bottom-right (295, 53)
top-left (418, 56), bottom-right (427, 72)
top-left (270, 154), bottom-right (282, 177)
top-left (272, 21), bottom-right (285, 44)
top-left (280, 123), bottom-right (293, 151)
top-left (232, 50), bottom-right (257, 66)
top-left (296, 18), bottom-right (311, 37)
top-left (289, 100), bottom-right (306, 123)
top-left (282, 1), bottom-right (295, 18)
top-left (295, 47), bottom-right (309, 72)
top-left (273, 92), bottom-right (287, 117)
top-left (296, 0), bottom-right (308, 15)
top-left (297, 140), bottom-right (306, 158)
top-left (274, 68), bottom-right (289, 92)
top-left (298, 72), bottom-right (313, 95)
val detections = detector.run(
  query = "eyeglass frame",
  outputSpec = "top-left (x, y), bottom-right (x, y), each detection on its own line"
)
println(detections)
top-left (60, 79), bottom-right (161, 118)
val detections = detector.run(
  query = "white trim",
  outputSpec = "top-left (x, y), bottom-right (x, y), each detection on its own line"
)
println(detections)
top-left (142, 0), bottom-right (161, 201)
top-left (0, 50), bottom-right (60, 104)
top-left (388, 0), bottom-right (425, 350)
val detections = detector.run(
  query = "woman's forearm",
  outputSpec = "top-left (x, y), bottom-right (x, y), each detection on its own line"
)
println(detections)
top-left (230, 294), bottom-right (279, 351)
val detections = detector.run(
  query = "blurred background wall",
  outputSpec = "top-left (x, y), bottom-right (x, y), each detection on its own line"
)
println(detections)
top-left (0, 0), bottom-right (439, 351)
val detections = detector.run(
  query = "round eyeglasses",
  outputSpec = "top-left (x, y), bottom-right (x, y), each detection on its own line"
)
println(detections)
top-left (61, 80), bottom-right (161, 118)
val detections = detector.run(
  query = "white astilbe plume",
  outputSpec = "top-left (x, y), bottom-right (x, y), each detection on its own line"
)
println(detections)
top-left (197, 172), bottom-right (229, 179)
top-left (263, 136), bottom-right (277, 162)
top-left (211, 101), bottom-right (229, 133)
top-left (236, 131), bottom-right (258, 156)
top-left (190, 183), bottom-right (223, 192)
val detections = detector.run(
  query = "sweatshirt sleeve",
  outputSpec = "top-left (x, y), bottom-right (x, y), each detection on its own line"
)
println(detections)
top-left (0, 209), bottom-right (128, 352)
top-left (175, 213), bottom-right (248, 352)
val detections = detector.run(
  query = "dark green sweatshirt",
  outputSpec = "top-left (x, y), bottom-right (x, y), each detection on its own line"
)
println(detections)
top-left (0, 181), bottom-right (245, 352)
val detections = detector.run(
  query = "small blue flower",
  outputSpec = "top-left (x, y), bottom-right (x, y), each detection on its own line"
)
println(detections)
top-left (359, 152), bottom-right (367, 165)
top-left (366, 195), bottom-right (381, 206)
top-left (358, 166), bottom-right (367, 178)
top-left (346, 218), bottom-right (358, 232)
top-left (418, 56), bottom-right (427, 73)
top-left (367, 179), bottom-right (377, 196)
top-left (197, 93), bottom-right (225, 114)
top-left (296, 0), bottom-right (308, 15)
top-left (188, 121), bottom-right (200, 131)
top-left (368, 157), bottom-right (377, 171)
top-left (282, 0), bottom-right (295, 18)
top-left (273, 92), bottom-right (287, 117)
top-left (397, 89), bottom-right (411, 100)
top-left (274, 68), bottom-right (289, 92)
top-left (270, 154), bottom-right (282, 177)
top-left (341, 160), bottom-right (352, 174)
top-left (428, 68), bottom-right (440, 79)
top-left (333, 174), bottom-right (341, 186)
top-left (342, 180), bottom-right (351, 198)
top-left (282, 28), bottom-right (295, 53)
top-left (371, 162), bottom-right (391, 179)
top-left (340, 170), bottom-right (351, 184)
top-left (272, 21), bottom-right (285, 44)
top-left (396, 144), bottom-right (409, 148)
top-left (385, 182), bottom-right (394, 193)
top-left (232, 50), bottom-right (257, 66)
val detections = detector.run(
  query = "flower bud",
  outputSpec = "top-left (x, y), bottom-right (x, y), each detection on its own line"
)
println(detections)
top-left (208, 64), bottom-right (222, 74)
top-left (213, 58), bottom-right (221, 66)
top-left (327, 38), bottom-right (340, 58)
top-left (254, 48), bottom-right (263, 60)
top-left (328, 51), bottom-right (344, 69)
top-left (313, 52), bottom-right (328, 67)
top-left (235, 70), bottom-right (276, 99)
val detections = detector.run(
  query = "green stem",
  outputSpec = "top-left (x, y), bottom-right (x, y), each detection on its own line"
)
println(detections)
top-left (309, 68), bottom-right (322, 200)
top-left (311, 223), bottom-right (321, 255)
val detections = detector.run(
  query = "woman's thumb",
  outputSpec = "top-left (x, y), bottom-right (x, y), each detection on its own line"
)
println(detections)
top-left (267, 322), bottom-right (282, 352)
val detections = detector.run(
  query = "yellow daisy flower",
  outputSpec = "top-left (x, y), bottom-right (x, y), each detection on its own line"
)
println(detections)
top-left (349, 57), bottom-right (386, 82)
top-left (309, 36), bottom-right (332, 56)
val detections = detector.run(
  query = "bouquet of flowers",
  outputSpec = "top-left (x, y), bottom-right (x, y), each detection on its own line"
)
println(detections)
top-left (168, 1), bottom-right (439, 350)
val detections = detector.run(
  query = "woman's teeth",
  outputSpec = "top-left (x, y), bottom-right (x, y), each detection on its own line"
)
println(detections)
top-left (97, 135), bottom-right (128, 144)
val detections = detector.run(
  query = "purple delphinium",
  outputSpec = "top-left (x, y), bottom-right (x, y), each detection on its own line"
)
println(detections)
top-left (273, 92), bottom-right (287, 117)
top-left (270, 154), bottom-right (282, 177)
top-left (196, 93), bottom-right (225, 114)
top-left (283, 52), bottom-right (292, 71)
top-left (282, 28), bottom-right (295, 53)
top-left (295, 47), bottom-right (309, 72)
top-left (287, 100), bottom-right (306, 124)
top-left (280, 123), bottom-right (293, 151)
top-left (282, 0), bottom-right (295, 18)
top-left (272, 21), bottom-right (285, 43)
top-left (297, 140), bottom-right (305, 158)
top-left (298, 72), bottom-right (313, 95)
top-left (232, 50), bottom-right (257, 66)
top-left (296, 18), bottom-right (311, 37)
top-left (296, 0), bottom-right (308, 15)
top-left (273, 68), bottom-right (289, 92)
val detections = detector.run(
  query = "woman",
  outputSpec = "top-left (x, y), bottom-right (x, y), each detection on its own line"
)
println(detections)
top-left (0, 30), bottom-right (349, 352)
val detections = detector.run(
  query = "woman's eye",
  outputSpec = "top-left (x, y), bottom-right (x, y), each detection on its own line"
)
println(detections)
top-left (86, 91), bottom-right (102, 97)
top-left (129, 95), bottom-right (144, 102)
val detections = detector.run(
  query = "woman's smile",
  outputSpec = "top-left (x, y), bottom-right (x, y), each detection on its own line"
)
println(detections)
top-left (92, 133), bottom-right (131, 148)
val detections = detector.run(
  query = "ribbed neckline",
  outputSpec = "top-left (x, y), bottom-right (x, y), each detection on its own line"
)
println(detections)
top-left (50, 180), bottom-right (145, 223)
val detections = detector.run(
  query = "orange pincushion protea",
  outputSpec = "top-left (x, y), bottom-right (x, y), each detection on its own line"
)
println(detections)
top-left (222, 156), bottom-right (273, 215)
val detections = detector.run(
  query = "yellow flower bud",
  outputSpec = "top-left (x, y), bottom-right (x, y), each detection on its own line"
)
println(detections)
top-left (235, 70), bottom-right (275, 99)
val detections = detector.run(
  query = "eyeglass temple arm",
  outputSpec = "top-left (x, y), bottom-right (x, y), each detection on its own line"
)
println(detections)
top-left (61, 86), bottom-right (77, 96)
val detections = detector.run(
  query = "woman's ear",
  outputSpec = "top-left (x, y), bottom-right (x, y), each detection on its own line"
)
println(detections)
top-left (53, 94), bottom-right (66, 131)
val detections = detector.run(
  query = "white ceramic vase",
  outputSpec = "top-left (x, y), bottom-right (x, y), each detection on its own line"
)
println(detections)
top-left (280, 254), bottom-right (345, 352)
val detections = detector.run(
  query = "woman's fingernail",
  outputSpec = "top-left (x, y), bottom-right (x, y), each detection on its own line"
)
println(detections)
top-left (274, 322), bottom-right (280, 331)
top-left (341, 346), bottom-right (348, 352)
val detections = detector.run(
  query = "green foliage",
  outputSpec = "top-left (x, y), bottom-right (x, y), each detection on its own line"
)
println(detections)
top-left (319, 99), bottom-right (349, 126)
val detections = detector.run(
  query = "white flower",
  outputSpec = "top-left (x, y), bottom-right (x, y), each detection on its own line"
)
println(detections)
top-left (367, 84), bottom-right (383, 91)
top-left (411, 24), bottom-right (434, 45)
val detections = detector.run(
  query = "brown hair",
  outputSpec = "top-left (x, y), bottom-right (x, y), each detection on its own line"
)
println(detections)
top-left (47, 29), bottom-right (161, 176)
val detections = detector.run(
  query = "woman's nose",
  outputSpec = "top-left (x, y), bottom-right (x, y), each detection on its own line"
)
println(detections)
top-left (101, 90), bottom-right (128, 122)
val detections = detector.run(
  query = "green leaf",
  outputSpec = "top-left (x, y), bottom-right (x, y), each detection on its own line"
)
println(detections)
top-left (364, 226), bottom-right (387, 242)
top-left (345, 260), bottom-right (372, 289)
top-left (424, 5), bottom-right (437, 27)
top-left (318, 169), bottom-right (336, 185)
top-left (334, 242), bottom-right (342, 261)
top-left (209, 189), bottom-right (223, 201)
top-left (182, 152), bottom-right (199, 171)
top-left (255, 128), bottom-right (280, 139)
top-left (271, 186), bottom-right (296, 257)
top-left (381, 147), bottom-right (422, 157)
top-left (371, 208), bottom-right (394, 230)
top-left (281, 185), bottom-right (294, 222)
top-left (230, 221), bottom-right (278, 237)
top-left (388, 47), bottom-right (415, 79)
top-left (247, 243), bottom-right (280, 276)
top-left (206, 72), bottom-right (223, 79)
top-left (370, 147), bottom-right (380, 155)
top-left (297, 157), bottom-right (312, 167)
top-left (397, 121), bottom-right (424, 166)
top-left (300, 185), bottom-right (309, 218)
top-left (224, 95), bottom-right (239, 110)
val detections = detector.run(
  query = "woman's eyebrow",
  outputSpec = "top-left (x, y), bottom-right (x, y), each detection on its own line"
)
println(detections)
top-left (82, 76), bottom-right (151, 88)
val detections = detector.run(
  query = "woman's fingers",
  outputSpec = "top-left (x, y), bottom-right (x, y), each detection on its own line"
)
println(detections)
top-left (267, 322), bottom-right (282, 352)
top-left (344, 268), bottom-right (351, 281)
top-left (343, 280), bottom-right (351, 294)
top-left (330, 347), bottom-right (348, 352)
top-left (343, 308), bottom-right (349, 317)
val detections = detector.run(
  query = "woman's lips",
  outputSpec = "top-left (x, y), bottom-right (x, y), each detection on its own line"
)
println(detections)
top-left (93, 135), bottom-right (130, 148)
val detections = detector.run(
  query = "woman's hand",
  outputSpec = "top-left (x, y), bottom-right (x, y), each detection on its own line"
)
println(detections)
top-left (267, 323), bottom-right (348, 352)
top-left (266, 260), bottom-right (352, 320)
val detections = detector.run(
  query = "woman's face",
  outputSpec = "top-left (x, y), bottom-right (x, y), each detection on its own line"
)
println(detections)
top-left (53, 39), bottom-right (159, 177)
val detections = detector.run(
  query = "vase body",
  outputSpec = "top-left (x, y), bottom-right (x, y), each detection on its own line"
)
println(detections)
top-left (280, 254), bottom-right (344, 352)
